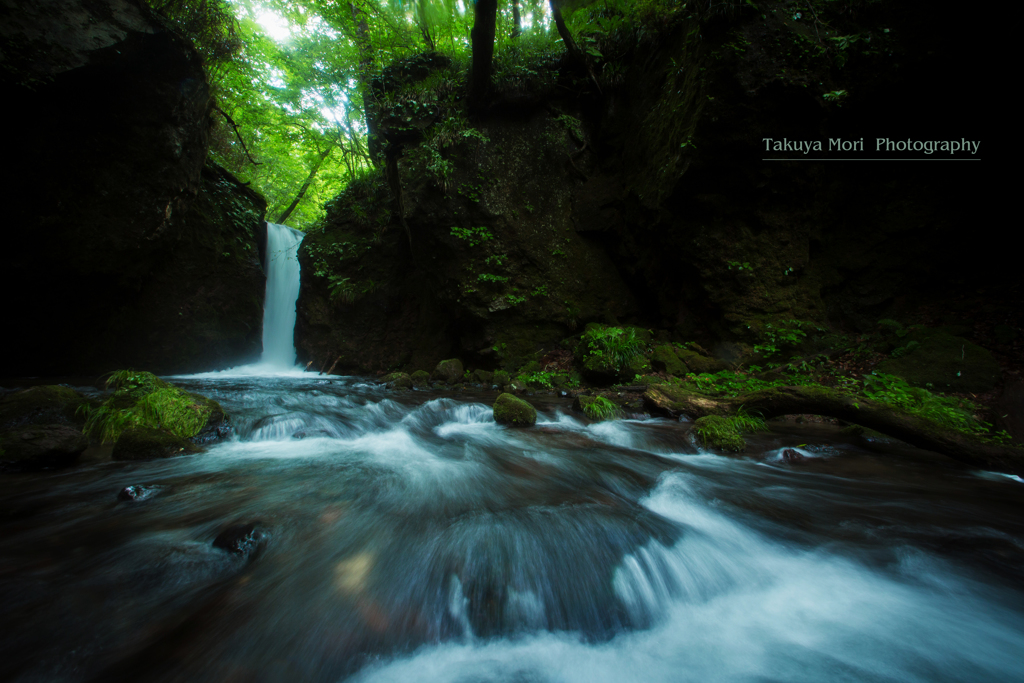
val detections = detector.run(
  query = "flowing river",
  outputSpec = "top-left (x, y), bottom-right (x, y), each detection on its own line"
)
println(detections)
top-left (1, 375), bottom-right (1023, 682)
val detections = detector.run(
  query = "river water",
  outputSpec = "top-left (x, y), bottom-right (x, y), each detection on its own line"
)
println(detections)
top-left (1, 375), bottom-right (1023, 682)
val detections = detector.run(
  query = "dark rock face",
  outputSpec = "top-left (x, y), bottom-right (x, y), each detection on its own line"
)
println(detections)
top-left (213, 522), bottom-right (268, 559)
top-left (0, 424), bottom-right (88, 469)
top-left (295, 1), bottom-right (993, 373)
top-left (1, 0), bottom-right (265, 376)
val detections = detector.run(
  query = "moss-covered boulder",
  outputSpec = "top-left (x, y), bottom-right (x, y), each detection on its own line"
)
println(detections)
top-left (381, 372), bottom-right (413, 389)
top-left (112, 427), bottom-right (201, 460)
top-left (0, 424), bottom-right (88, 469)
top-left (650, 345), bottom-right (689, 376)
top-left (83, 371), bottom-right (226, 453)
top-left (410, 370), bottom-right (431, 388)
top-left (492, 393), bottom-right (537, 427)
top-left (877, 330), bottom-right (1000, 393)
top-left (472, 369), bottom-right (495, 384)
top-left (692, 415), bottom-right (746, 452)
top-left (0, 385), bottom-right (92, 429)
top-left (677, 349), bottom-right (725, 375)
top-left (430, 358), bottom-right (465, 384)
top-left (493, 370), bottom-right (510, 387)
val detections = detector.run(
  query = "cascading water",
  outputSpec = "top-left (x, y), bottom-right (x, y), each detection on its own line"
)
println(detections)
top-left (260, 222), bottom-right (304, 369)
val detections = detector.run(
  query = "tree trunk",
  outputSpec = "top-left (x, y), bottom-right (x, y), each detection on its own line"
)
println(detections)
top-left (349, 2), bottom-right (381, 165)
top-left (512, 0), bottom-right (521, 38)
top-left (276, 147), bottom-right (332, 224)
top-left (549, 0), bottom-right (583, 65)
top-left (469, 0), bottom-right (498, 109)
top-left (643, 384), bottom-right (1024, 475)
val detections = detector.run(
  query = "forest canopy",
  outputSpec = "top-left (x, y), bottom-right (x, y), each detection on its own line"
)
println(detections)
top-left (147, 0), bottom-right (637, 229)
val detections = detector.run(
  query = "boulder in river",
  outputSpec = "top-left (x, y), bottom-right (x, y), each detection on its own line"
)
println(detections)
top-left (493, 393), bottom-right (537, 427)
top-left (410, 370), bottom-right (431, 388)
top-left (112, 427), bottom-right (201, 461)
top-left (0, 424), bottom-right (88, 469)
top-left (0, 385), bottom-right (92, 429)
top-left (431, 359), bottom-right (465, 384)
top-left (381, 372), bottom-right (413, 389)
top-left (117, 485), bottom-right (163, 502)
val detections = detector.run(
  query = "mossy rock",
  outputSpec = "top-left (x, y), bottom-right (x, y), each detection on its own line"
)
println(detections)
top-left (410, 370), bottom-right (431, 388)
top-left (519, 361), bottom-right (543, 374)
top-left (876, 331), bottom-right (1000, 393)
top-left (492, 393), bottom-right (537, 427)
top-left (650, 345), bottom-right (688, 376)
top-left (493, 370), bottom-right (510, 387)
top-left (472, 369), bottom-right (495, 384)
top-left (430, 358), bottom-right (465, 384)
top-left (381, 372), bottom-right (413, 389)
top-left (0, 385), bottom-right (92, 429)
top-left (692, 415), bottom-right (746, 452)
top-left (677, 349), bottom-right (725, 374)
top-left (0, 424), bottom-right (88, 469)
top-left (84, 371), bottom-right (225, 445)
top-left (112, 427), bottom-right (201, 460)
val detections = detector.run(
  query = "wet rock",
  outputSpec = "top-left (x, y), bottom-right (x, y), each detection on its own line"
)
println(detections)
top-left (117, 485), bottom-right (163, 502)
top-left (0, 424), bottom-right (88, 469)
top-left (112, 427), bottom-right (201, 461)
top-left (780, 448), bottom-right (806, 464)
top-left (410, 370), bottom-right (431, 388)
top-left (430, 358), bottom-right (465, 384)
top-left (213, 522), bottom-right (268, 559)
top-left (493, 393), bottom-right (537, 427)
top-left (472, 369), bottom-right (494, 384)
top-left (0, 385), bottom-right (91, 430)
top-left (381, 372), bottom-right (413, 389)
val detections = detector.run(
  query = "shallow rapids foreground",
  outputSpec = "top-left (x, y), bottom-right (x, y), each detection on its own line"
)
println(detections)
top-left (1, 375), bottom-right (1023, 682)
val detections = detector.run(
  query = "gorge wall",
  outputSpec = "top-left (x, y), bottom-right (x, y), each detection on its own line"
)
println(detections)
top-left (295, 0), bottom-right (999, 376)
top-left (0, 0), bottom-right (265, 377)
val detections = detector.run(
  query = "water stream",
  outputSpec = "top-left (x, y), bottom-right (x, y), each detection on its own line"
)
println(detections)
top-left (0, 379), bottom-right (1022, 682)
top-left (2, 223), bottom-right (1022, 681)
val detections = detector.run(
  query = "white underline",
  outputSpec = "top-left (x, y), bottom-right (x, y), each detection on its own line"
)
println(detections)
top-left (762, 158), bottom-right (981, 161)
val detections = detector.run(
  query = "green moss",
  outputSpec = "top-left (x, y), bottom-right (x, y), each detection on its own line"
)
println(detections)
top-left (492, 393), bottom-right (537, 427)
top-left (677, 349), bottom-right (724, 374)
top-left (692, 411), bottom-right (768, 452)
top-left (410, 370), bottom-right (431, 388)
top-left (575, 395), bottom-right (620, 421)
top-left (493, 370), bottom-right (510, 387)
top-left (82, 370), bottom-right (221, 444)
top-left (650, 345), bottom-right (688, 376)
top-left (382, 372), bottom-right (413, 389)
top-left (471, 369), bottom-right (495, 384)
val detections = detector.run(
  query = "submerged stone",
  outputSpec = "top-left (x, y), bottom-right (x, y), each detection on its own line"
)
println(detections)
top-left (493, 393), bottom-right (537, 427)
top-left (214, 522), bottom-right (268, 559)
top-left (117, 484), bottom-right (163, 502)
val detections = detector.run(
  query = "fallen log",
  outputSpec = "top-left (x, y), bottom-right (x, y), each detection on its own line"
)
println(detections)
top-left (643, 384), bottom-right (1024, 475)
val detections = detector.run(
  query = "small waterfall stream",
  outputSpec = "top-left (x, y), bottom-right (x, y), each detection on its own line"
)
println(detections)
top-left (260, 222), bottom-right (304, 369)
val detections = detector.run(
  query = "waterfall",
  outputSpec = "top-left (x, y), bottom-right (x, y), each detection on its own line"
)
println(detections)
top-left (260, 222), bottom-right (304, 368)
